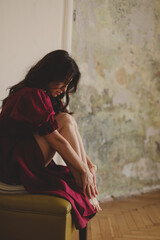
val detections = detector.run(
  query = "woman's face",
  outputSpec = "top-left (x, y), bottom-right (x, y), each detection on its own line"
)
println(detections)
top-left (47, 81), bottom-right (70, 97)
top-left (47, 75), bottom-right (73, 97)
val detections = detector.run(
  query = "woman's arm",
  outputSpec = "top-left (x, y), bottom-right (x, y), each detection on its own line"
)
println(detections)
top-left (86, 155), bottom-right (98, 195)
top-left (44, 130), bottom-right (86, 172)
top-left (86, 155), bottom-right (97, 172)
top-left (43, 130), bottom-right (96, 198)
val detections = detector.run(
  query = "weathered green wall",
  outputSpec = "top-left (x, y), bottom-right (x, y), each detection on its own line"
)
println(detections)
top-left (71, 0), bottom-right (160, 200)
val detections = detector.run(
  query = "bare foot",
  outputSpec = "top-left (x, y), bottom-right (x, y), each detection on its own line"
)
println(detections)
top-left (89, 197), bottom-right (102, 212)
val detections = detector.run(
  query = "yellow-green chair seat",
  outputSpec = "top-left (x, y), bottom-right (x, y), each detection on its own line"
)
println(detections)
top-left (0, 193), bottom-right (76, 240)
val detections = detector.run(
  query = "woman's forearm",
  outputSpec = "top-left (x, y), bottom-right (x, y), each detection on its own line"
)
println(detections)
top-left (44, 130), bottom-right (97, 197)
top-left (44, 130), bottom-right (87, 173)
top-left (86, 155), bottom-right (97, 172)
top-left (57, 140), bottom-right (87, 172)
top-left (86, 155), bottom-right (95, 169)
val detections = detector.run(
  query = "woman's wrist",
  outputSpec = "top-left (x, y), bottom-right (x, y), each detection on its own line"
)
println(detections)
top-left (86, 156), bottom-right (97, 172)
top-left (88, 164), bottom-right (97, 173)
top-left (80, 162), bottom-right (88, 174)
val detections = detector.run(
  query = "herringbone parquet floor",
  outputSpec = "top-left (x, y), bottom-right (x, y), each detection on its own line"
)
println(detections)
top-left (87, 190), bottom-right (160, 240)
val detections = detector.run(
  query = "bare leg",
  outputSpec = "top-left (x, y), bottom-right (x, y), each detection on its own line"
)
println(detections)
top-left (54, 113), bottom-right (101, 211)
top-left (55, 113), bottom-right (87, 165)
top-left (55, 113), bottom-right (84, 163)
top-left (34, 113), bottom-right (101, 211)
top-left (71, 117), bottom-right (101, 211)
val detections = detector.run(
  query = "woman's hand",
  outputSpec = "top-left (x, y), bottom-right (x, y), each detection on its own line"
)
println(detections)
top-left (89, 165), bottom-right (98, 196)
top-left (81, 168), bottom-right (97, 199)
top-left (67, 163), bottom-right (96, 199)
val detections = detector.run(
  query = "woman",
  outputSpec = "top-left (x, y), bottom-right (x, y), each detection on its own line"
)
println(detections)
top-left (0, 50), bottom-right (101, 229)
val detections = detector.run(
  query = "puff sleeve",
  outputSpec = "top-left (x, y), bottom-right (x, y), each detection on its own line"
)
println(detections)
top-left (9, 88), bottom-right (58, 135)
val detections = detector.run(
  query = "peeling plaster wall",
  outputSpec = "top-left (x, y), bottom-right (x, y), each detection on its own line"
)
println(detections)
top-left (71, 0), bottom-right (160, 200)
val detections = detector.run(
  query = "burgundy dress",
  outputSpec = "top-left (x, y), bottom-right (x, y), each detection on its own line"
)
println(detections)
top-left (0, 87), bottom-right (96, 229)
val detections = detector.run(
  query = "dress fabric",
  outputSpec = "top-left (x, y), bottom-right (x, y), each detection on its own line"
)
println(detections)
top-left (0, 87), bottom-right (96, 229)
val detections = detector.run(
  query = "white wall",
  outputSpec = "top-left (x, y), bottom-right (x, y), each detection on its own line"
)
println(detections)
top-left (0, 0), bottom-right (73, 100)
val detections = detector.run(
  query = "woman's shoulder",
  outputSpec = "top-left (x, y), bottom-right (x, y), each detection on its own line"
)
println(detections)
top-left (6, 87), bottom-right (51, 110)
top-left (14, 87), bottom-right (49, 100)
top-left (16, 87), bottom-right (45, 95)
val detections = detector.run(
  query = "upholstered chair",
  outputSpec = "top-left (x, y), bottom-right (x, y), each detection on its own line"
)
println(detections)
top-left (0, 182), bottom-right (87, 240)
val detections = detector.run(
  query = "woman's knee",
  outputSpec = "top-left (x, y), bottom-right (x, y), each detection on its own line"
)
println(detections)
top-left (55, 112), bottom-right (76, 130)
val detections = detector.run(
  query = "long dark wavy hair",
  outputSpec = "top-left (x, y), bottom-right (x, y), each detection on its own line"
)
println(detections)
top-left (1, 50), bottom-right (81, 113)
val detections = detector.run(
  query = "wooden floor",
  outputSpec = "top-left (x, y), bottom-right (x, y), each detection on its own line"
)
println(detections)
top-left (86, 190), bottom-right (160, 240)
